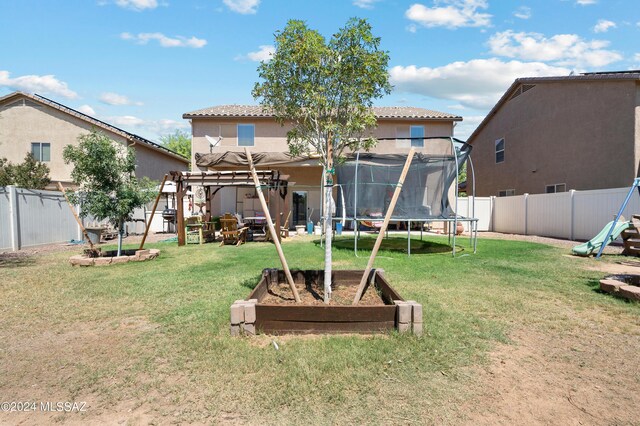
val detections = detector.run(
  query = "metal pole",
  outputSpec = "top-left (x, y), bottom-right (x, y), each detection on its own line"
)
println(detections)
top-left (469, 156), bottom-right (478, 254)
top-left (450, 137), bottom-right (459, 257)
top-left (596, 178), bottom-right (640, 258)
top-left (408, 219), bottom-right (411, 256)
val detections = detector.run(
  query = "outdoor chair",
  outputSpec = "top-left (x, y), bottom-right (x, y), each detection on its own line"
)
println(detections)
top-left (280, 211), bottom-right (292, 239)
top-left (185, 215), bottom-right (216, 245)
top-left (220, 213), bottom-right (249, 246)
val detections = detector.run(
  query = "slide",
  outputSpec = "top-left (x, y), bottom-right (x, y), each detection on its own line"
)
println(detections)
top-left (572, 220), bottom-right (631, 256)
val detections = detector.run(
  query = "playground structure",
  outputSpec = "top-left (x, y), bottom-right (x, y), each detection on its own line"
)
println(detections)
top-left (335, 136), bottom-right (478, 256)
top-left (572, 177), bottom-right (640, 258)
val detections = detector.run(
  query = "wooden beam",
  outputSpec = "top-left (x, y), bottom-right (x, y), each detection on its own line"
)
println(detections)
top-left (139, 174), bottom-right (168, 250)
top-left (176, 180), bottom-right (186, 246)
top-left (353, 148), bottom-right (416, 305)
top-left (245, 148), bottom-right (301, 303)
top-left (57, 182), bottom-right (95, 251)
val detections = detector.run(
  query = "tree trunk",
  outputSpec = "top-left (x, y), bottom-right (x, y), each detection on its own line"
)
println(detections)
top-left (117, 218), bottom-right (124, 257)
top-left (323, 174), bottom-right (333, 303)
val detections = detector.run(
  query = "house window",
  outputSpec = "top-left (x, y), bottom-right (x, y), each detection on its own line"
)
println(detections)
top-left (545, 183), bottom-right (566, 193)
top-left (237, 124), bottom-right (255, 147)
top-left (31, 142), bottom-right (51, 162)
top-left (395, 126), bottom-right (410, 148)
top-left (410, 125), bottom-right (424, 148)
top-left (495, 138), bottom-right (505, 163)
top-left (498, 189), bottom-right (515, 197)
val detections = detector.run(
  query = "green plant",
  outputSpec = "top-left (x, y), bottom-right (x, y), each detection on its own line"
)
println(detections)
top-left (253, 18), bottom-right (391, 302)
top-left (63, 130), bottom-right (156, 255)
top-left (0, 153), bottom-right (50, 189)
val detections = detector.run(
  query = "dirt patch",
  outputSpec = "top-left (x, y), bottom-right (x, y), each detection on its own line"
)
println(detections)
top-left (260, 280), bottom-right (385, 306)
top-left (0, 316), bottom-right (190, 425)
top-left (461, 323), bottom-right (640, 425)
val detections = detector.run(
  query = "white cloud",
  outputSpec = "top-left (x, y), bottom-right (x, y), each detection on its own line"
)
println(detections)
top-left (576, 0), bottom-right (596, 5)
top-left (109, 115), bottom-right (146, 128)
top-left (223, 0), bottom-right (260, 14)
top-left (634, 53), bottom-right (640, 62)
top-left (99, 92), bottom-right (143, 106)
top-left (112, 0), bottom-right (159, 11)
top-left (77, 105), bottom-right (96, 116)
top-left (389, 59), bottom-right (570, 109)
top-left (454, 115), bottom-right (485, 140)
top-left (488, 30), bottom-right (622, 67)
top-left (593, 19), bottom-right (616, 33)
top-left (0, 70), bottom-right (78, 99)
top-left (353, 0), bottom-right (380, 9)
top-left (513, 6), bottom-right (531, 19)
top-left (236, 45), bottom-right (274, 62)
top-left (107, 115), bottom-right (188, 137)
top-left (120, 32), bottom-right (207, 48)
top-left (405, 0), bottom-right (492, 29)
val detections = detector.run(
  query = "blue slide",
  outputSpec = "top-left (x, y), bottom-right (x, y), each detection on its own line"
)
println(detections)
top-left (572, 220), bottom-right (631, 256)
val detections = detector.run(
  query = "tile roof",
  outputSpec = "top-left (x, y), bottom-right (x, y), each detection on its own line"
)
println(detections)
top-left (0, 91), bottom-right (189, 162)
top-left (183, 105), bottom-right (461, 120)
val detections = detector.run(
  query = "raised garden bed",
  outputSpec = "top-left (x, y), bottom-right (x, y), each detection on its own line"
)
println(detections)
top-left (600, 274), bottom-right (640, 301)
top-left (230, 269), bottom-right (422, 335)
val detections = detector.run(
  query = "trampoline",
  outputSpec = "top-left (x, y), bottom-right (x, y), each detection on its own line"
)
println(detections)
top-left (334, 136), bottom-right (478, 256)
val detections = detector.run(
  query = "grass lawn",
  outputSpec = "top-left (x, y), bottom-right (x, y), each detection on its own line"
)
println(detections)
top-left (0, 235), bottom-right (638, 424)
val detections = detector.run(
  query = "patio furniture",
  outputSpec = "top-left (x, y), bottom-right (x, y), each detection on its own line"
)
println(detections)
top-left (280, 211), bottom-right (292, 239)
top-left (185, 215), bottom-right (216, 245)
top-left (220, 213), bottom-right (249, 246)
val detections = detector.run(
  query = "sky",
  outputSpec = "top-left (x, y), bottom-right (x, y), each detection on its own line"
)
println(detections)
top-left (1, 0), bottom-right (639, 142)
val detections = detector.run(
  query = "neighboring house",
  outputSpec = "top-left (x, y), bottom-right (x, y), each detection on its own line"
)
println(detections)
top-left (0, 91), bottom-right (189, 189)
top-left (467, 71), bottom-right (640, 197)
top-left (183, 105), bottom-right (462, 225)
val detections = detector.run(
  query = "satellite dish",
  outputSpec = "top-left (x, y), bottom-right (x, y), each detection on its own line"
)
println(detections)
top-left (205, 135), bottom-right (223, 152)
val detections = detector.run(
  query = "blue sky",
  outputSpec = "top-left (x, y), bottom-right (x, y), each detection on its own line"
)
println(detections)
top-left (1, 0), bottom-right (639, 141)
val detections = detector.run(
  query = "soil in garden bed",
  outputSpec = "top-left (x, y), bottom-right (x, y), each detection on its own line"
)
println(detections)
top-left (261, 279), bottom-right (385, 306)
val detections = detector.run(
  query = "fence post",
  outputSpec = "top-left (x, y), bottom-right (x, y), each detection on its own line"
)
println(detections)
top-left (524, 193), bottom-right (529, 235)
top-left (570, 189), bottom-right (576, 241)
top-left (490, 196), bottom-right (495, 231)
top-left (8, 185), bottom-right (20, 251)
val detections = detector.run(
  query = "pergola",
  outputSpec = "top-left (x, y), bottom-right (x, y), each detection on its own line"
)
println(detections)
top-left (164, 170), bottom-right (290, 246)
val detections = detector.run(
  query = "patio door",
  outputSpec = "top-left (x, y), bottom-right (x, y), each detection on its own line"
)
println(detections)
top-left (292, 191), bottom-right (307, 226)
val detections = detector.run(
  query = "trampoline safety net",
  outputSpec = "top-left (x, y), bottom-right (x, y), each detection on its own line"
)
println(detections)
top-left (335, 137), bottom-right (471, 221)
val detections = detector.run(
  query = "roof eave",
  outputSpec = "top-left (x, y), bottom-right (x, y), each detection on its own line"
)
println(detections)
top-left (0, 91), bottom-right (188, 164)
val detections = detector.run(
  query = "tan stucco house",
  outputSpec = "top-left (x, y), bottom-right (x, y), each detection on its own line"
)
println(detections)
top-left (183, 105), bottom-right (462, 225)
top-left (0, 91), bottom-right (189, 188)
top-left (467, 71), bottom-right (640, 197)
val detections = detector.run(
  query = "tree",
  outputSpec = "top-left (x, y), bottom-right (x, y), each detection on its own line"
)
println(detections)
top-left (160, 130), bottom-right (191, 162)
top-left (0, 158), bottom-right (12, 187)
top-left (253, 18), bottom-right (391, 302)
top-left (0, 153), bottom-right (50, 189)
top-left (12, 153), bottom-right (51, 189)
top-left (63, 130), bottom-right (156, 256)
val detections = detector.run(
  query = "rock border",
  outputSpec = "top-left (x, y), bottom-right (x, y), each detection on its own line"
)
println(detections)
top-left (69, 249), bottom-right (160, 267)
top-left (599, 277), bottom-right (640, 301)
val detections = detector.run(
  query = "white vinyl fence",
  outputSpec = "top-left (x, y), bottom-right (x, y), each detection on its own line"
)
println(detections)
top-left (490, 186), bottom-right (640, 241)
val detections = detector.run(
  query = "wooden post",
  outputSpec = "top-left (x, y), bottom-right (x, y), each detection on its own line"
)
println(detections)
top-left (139, 174), bottom-right (168, 250)
top-left (245, 148), bottom-right (301, 303)
top-left (275, 185), bottom-right (282, 243)
top-left (176, 180), bottom-right (186, 246)
top-left (57, 182), bottom-right (95, 251)
top-left (353, 148), bottom-right (416, 305)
